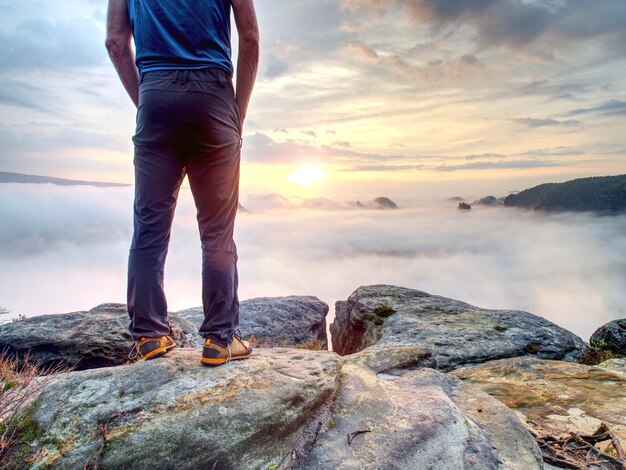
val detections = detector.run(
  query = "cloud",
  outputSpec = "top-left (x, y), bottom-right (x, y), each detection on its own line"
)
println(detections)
top-left (0, 17), bottom-right (107, 70)
top-left (520, 147), bottom-right (586, 157)
top-left (512, 118), bottom-right (580, 127)
top-left (566, 100), bottom-right (626, 117)
top-left (0, 80), bottom-right (56, 113)
top-left (332, 141), bottom-right (352, 148)
top-left (243, 132), bottom-right (411, 165)
top-left (341, 0), bottom-right (626, 55)
top-left (1, 184), bottom-right (625, 344)
top-left (346, 43), bottom-right (380, 62)
top-left (463, 153), bottom-right (507, 160)
top-left (242, 133), bottom-right (588, 173)
top-left (435, 159), bottom-right (559, 172)
top-left (341, 164), bottom-right (426, 172)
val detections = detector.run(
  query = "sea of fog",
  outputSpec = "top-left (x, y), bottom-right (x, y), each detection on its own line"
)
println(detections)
top-left (1, 183), bottom-right (625, 343)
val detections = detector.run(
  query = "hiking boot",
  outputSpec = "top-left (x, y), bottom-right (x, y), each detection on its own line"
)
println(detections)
top-left (128, 335), bottom-right (176, 361)
top-left (201, 331), bottom-right (252, 366)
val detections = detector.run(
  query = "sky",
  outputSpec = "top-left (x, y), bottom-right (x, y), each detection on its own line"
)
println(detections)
top-left (0, 0), bottom-right (624, 199)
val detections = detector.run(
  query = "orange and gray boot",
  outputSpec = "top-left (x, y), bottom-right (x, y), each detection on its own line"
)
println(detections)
top-left (129, 335), bottom-right (176, 361)
top-left (201, 330), bottom-right (252, 366)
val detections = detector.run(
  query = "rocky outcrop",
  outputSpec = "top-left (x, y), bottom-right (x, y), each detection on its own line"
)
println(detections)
top-left (17, 346), bottom-right (547, 470)
top-left (178, 295), bottom-right (328, 348)
top-left (301, 363), bottom-right (544, 469)
top-left (372, 196), bottom-right (398, 209)
top-left (472, 195), bottom-right (504, 206)
top-left (503, 174), bottom-right (626, 213)
top-left (590, 319), bottom-right (626, 354)
top-left (330, 285), bottom-right (587, 371)
top-left (450, 357), bottom-right (626, 450)
top-left (0, 304), bottom-right (200, 371)
top-left (27, 348), bottom-right (340, 469)
top-left (353, 197), bottom-right (399, 209)
top-left (8, 287), bottom-right (623, 468)
top-left (0, 296), bottom-right (329, 372)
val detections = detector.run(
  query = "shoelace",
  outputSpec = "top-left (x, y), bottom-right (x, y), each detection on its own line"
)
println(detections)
top-left (128, 342), bottom-right (139, 360)
top-left (225, 329), bottom-right (245, 364)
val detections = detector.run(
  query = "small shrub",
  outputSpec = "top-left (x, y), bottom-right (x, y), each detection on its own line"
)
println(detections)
top-left (373, 305), bottom-right (396, 317)
top-left (494, 325), bottom-right (507, 332)
top-left (0, 350), bottom-right (70, 465)
top-left (289, 338), bottom-right (325, 351)
top-left (523, 343), bottom-right (540, 354)
top-left (579, 343), bottom-right (626, 365)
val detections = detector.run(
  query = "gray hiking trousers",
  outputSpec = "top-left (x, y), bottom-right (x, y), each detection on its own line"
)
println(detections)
top-left (127, 67), bottom-right (241, 347)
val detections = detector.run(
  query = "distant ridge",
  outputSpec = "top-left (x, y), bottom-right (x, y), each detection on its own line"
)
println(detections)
top-left (504, 174), bottom-right (626, 213)
top-left (0, 171), bottom-right (130, 188)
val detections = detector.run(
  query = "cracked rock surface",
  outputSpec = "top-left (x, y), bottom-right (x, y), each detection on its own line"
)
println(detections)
top-left (30, 348), bottom-right (342, 469)
top-left (0, 304), bottom-right (199, 370)
top-left (330, 285), bottom-right (587, 372)
top-left (178, 295), bottom-right (329, 348)
top-left (300, 363), bottom-right (544, 469)
top-left (451, 357), bottom-right (626, 450)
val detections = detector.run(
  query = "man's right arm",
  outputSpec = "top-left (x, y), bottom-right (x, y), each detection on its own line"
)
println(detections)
top-left (105, 0), bottom-right (139, 108)
top-left (231, 0), bottom-right (259, 131)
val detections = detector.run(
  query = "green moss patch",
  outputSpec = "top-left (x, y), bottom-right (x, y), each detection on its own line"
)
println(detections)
top-left (373, 305), bottom-right (396, 318)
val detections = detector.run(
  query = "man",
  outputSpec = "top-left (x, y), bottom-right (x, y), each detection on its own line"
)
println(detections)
top-left (105, 0), bottom-right (259, 366)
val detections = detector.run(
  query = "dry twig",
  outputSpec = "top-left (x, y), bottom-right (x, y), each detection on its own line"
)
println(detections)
top-left (347, 428), bottom-right (371, 445)
top-left (535, 423), bottom-right (626, 470)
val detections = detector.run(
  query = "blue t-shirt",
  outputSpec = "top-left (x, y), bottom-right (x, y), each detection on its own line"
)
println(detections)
top-left (127, 0), bottom-right (233, 76)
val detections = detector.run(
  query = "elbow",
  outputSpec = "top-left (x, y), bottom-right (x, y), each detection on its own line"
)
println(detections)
top-left (239, 32), bottom-right (260, 56)
top-left (105, 36), bottom-right (126, 60)
top-left (240, 25), bottom-right (260, 48)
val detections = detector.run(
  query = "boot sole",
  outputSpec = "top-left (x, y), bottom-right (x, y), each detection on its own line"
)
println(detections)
top-left (143, 344), bottom-right (176, 361)
top-left (200, 352), bottom-right (252, 366)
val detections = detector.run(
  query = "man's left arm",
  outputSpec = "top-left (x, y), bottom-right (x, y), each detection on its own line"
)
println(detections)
top-left (106, 0), bottom-right (139, 108)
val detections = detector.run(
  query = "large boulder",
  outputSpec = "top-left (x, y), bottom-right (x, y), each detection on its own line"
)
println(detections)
top-left (450, 357), bottom-right (626, 450)
top-left (0, 304), bottom-right (201, 371)
top-left (330, 285), bottom-right (586, 371)
top-left (178, 295), bottom-right (329, 348)
top-left (26, 348), bottom-right (341, 469)
top-left (590, 318), bottom-right (626, 354)
top-left (300, 363), bottom-right (544, 469)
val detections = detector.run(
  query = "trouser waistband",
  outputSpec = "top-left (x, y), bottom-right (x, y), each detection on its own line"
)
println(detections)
top-left (139, 67), bottom-right (231, 86)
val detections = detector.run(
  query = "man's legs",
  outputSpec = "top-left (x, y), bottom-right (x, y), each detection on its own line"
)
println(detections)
top-left (127, 67), bottom-right (244, 359)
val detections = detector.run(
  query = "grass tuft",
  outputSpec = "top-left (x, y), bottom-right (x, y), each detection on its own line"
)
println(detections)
top-left (0, 349), bottom-right (70, 467)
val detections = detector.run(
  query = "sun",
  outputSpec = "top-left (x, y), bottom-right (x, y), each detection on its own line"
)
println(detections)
top-left (287, 165), bottom-right (327, 186)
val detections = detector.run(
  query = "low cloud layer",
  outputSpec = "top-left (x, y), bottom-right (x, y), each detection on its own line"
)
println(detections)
top-left (1, 184), bottom-right (624, 342)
